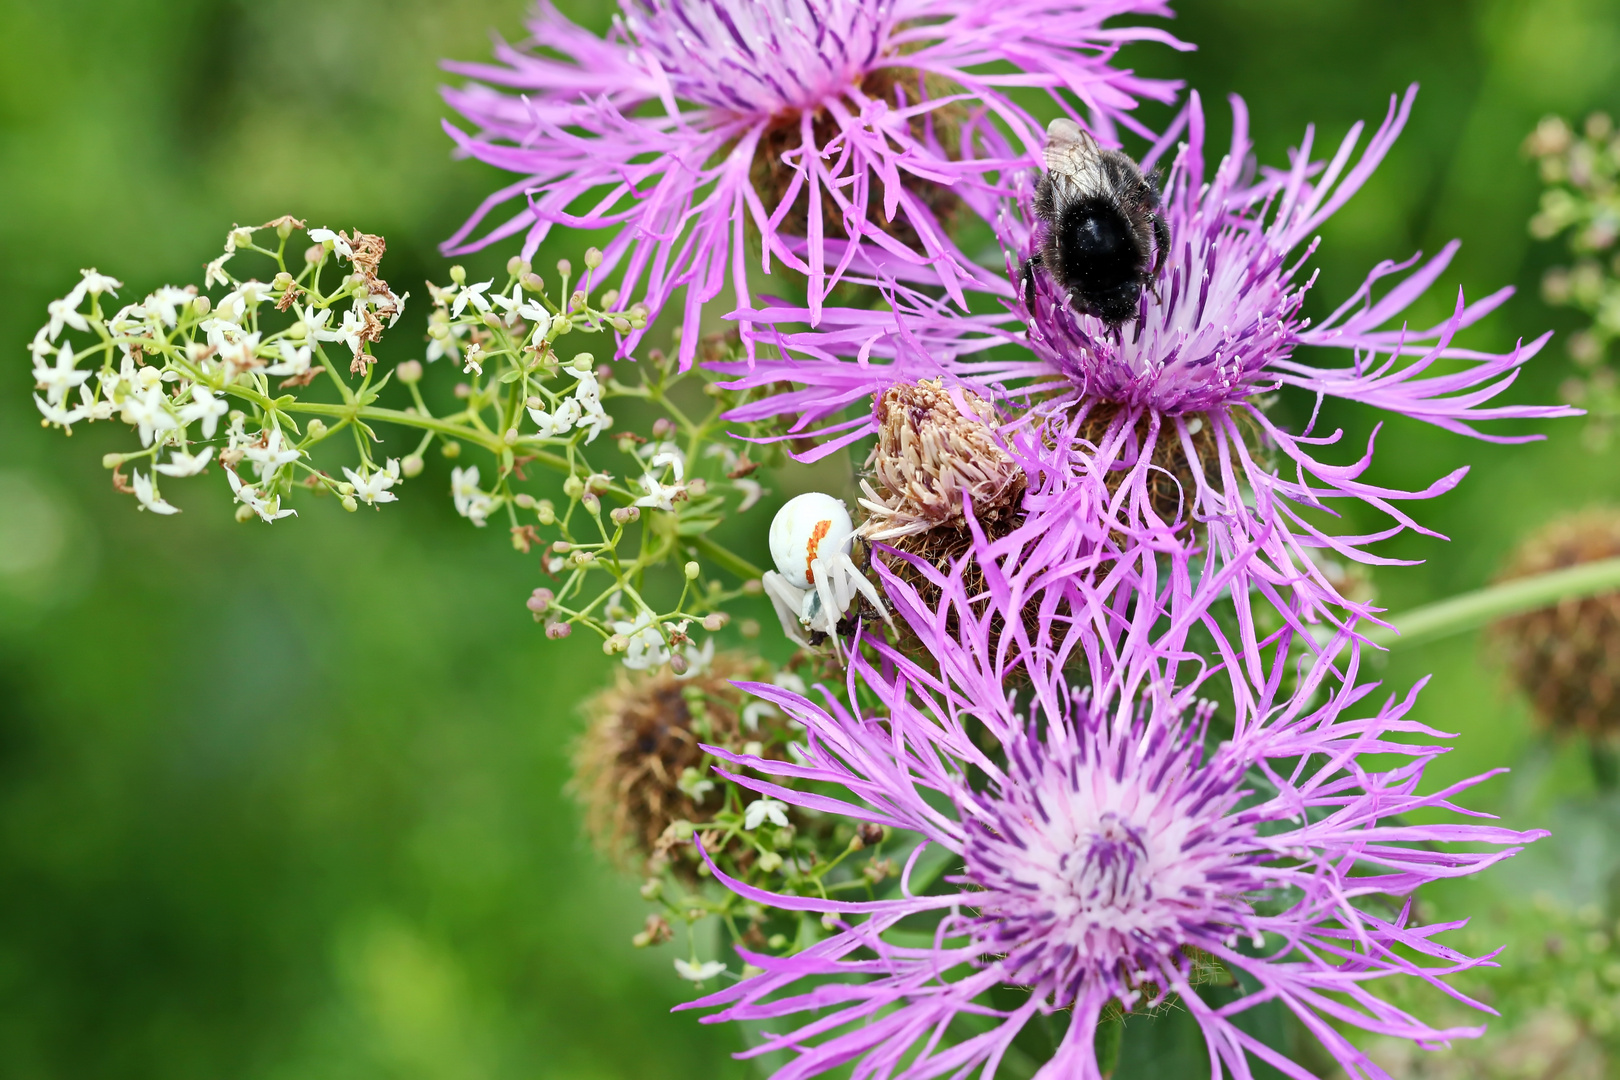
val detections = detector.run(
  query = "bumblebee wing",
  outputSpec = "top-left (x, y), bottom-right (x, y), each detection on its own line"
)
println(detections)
top-left (1042, 118), bottom-right (1106, 193)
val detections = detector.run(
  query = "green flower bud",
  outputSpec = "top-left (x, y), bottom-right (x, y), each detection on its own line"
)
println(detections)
top-left (684, 561), bottom-right (700, 581)
top-left (235, 505), bottom-right (255, 523)
top-left (757, 851), bottom-right (784, 874)
top-left (441, 441), bottom-right (461, 459)
top-left (276, 220), bottom-right (294, 240)
top-left (563, 475), bottom-right (585, 499)
top-left (449, 264), bottom-right (467, 285)
top-left (583, 247), bottom-right (604, 269)
top-left (401, 455), bottom-right (424, 478)
top-left (396, 359), bottom-right (423, 383)
top-left (506, 255), bottom-right (531, 277)
top-left (341, 496), bottom-right (358, 513)
top-left (306, 419), bottom-right (328, 440)
top-left (556, 258), bottom-right (572, 279)
top-left (536, 499), bottom-right (556, 525)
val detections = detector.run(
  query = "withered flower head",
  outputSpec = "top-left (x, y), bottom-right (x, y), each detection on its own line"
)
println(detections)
top-left (858, 378), bottom-right (1023, 544)
top-left (1494, 508), bottom-right (1620, 735)
top-left (572, 652), bottom-right (791, 869)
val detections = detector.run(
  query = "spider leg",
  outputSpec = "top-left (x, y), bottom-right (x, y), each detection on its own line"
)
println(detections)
top-left (810, 557), bottom-right (847, 659)
top-left (762, 571), bottom-right (812, 649)
top-left (838, 553), bottom-right (894, 630)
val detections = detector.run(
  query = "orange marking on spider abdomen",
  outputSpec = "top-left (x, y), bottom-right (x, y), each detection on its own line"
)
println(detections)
top-left (805, 519), bottom-right (832, 581)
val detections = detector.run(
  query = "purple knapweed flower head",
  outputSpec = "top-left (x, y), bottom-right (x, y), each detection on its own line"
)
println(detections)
top-left (717, 87), bottom-right (1576, 641)
top-left (682, 578), bottom-right (1542, 1079)
top-left (440, 0), bottom-right (1188, 367)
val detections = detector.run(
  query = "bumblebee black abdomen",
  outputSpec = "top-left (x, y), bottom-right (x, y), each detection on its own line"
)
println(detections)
top-left (1054, 197), bottom-right (1149, 324)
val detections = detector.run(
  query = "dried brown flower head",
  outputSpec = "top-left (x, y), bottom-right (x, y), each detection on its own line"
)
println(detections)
top-left (1493, 508), bottom-right (1620, 735)
top-left (859, 378), bottom-right (1022, 543)
top-left (572, 652), bottom-right (792, 871)
top-left (858, 379), bottom-right (1028, 655)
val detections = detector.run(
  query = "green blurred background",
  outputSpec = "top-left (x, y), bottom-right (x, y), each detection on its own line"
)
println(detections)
top-left (1, 0), bottom-right (1618, 1076)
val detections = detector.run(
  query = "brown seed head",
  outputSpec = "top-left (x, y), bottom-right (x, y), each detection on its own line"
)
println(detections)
top-left (859, 378), bottom-right (1023, 543)
top-left (1493, 508), bottom-right (1620, 735)
top-left (572, 652), bottom-right (793, 874)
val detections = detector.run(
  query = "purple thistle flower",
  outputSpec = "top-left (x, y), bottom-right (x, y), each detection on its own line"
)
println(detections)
top-left (440, 0), bottom-right (1187, 367)
top-left (681, 591), bottom-right (1542, 1079)
top-left (717, 87), bottom-right (1575, 635)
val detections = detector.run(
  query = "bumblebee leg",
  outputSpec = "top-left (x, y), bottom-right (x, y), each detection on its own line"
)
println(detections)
top-left (1151, 214), bottom-right (1171, 277)
top-left (1021, 255), bottom-right (1042, 308)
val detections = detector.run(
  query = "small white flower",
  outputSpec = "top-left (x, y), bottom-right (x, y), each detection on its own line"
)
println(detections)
top-left (677, 637), bottom-right (714, 679)
top-left (217, 331), bottom-right (263, 381)
top-left (633, 449), bottom-right (686, 510)
top-left (575, 399), bottom-right (612, 443)
top-left (243, 426), bottom-right (302, 480)
top-left (635, 471), bottom-right (682, 512)
top-left (491, 283), bottom-right (550, 333)
top-left (614, 611), bottom-right (671, 670)
top-left (740, 701), bottom-right (777, 733)
top-left (226, 466), bottom-right (296, 522)
top-left (527, 397), bottom-right (581, 439)
top-left (333, 308), bottom-right (366, 355)
top-left (263, 342), bottom-right (312, 379)
top-left (45, 283), bottom-right (89, 340)
top-left (29, 329), bottom-right (56, 363)
top-left (154, 446), bottom-right (215, 478)
top-left (121, 385), bottom-right (180, 447)
top-left (78, 268), bottom-right (122, 297)
top-left (734, 478), bottom-right (763, 512)
top-left (204, 256), bottom-right (232, 289)
top-left (743, 798), bottom-right (790, 831)
top-left (33, 393), bottom-right (88, 429)
top-left (308, 228), bottom-right (352, 258)
top-left (450, 279), bottom-right (494, 317)
top-left (130, 470), bottom-right (180, 515)
top-left (462, 341), bottom-right (485, 376)
top-left (179, 386), bottom-right (228, 440)
top-left (425, 322), bottom-right (466, 363)
top-left (673, 959), bottom-right (726, 983)
top-left (450, 466), bottom-right (496, 526)
top-left (147, 286), bottom-right (194, 328)
top-left (772, 671), bottom-right (808, 696)
top-left (572, 369), bottom-right (602, 406)
top-left (306, 307), bottom-right (339, 342)
top-left (33, 342), bottom-right (91, 406)
top-left (77, 382), bottom-right (113, 422)
top-left (369, 286), bottom-right (407, 327)
top-left (342, 459), bottom-right (400, 505)
top-left (676, 766), bottom-right (714, 803)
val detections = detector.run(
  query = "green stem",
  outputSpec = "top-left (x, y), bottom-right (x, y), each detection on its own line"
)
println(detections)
top-left (1369, 556), bottom-right (1620, 650)
top-left (691, 534), bottom-right (764, 582)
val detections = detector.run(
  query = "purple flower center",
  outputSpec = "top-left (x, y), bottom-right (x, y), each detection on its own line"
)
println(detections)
top-left (1067, 812), bottom-right (1150, 912)
top-left (962, 725), bottom-right (1256, 1004)
top-left (621, 0), bottom-right (894, 116)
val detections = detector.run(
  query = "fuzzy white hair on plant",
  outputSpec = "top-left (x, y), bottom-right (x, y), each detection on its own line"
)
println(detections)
top-left (762, 492), bottom-right (890, 657)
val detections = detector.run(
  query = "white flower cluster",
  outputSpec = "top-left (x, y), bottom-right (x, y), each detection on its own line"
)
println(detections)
top-left (30, 221), bottom-right (409, 521)
top-left (30, 224), bottom-right (783, 677)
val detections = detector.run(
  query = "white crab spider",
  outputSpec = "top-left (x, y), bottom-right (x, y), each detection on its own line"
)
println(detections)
top-left (762, 492), bottom-right (891, 656)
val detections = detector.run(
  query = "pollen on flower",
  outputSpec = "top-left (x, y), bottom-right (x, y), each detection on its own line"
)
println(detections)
top-left (572, 653), bottom-right (797, 878)
top-left (1493, 509), bottom-right (1620, 737)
